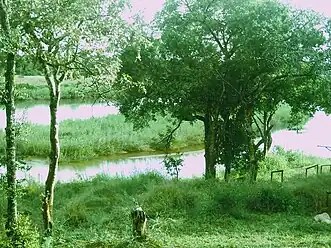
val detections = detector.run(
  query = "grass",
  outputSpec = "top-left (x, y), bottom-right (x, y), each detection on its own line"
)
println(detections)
top-left (0, 75), bottom-right (96, 101)
top-left (1, 167), bottom-right (331, 247)
top-left (257, 146), bottom-right (331, 180)
top-left (0, 102), bottom-right (296, 162)
top-left (0, 115), bottom-right (205, 162)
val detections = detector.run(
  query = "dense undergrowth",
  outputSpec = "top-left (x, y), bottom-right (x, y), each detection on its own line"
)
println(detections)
top-left (1, 168), bottom-right (331, 247)
top-left (1, 147), bottom-right (331, 247)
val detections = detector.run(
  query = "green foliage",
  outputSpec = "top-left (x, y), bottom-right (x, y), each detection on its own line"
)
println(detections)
top-left (270, 103), bottom-right (292, 130)
top-left (259, 146), bottom-right (331, 171)
top-left (163, 153), bottom-right (184, 180)
top-left (15, 56), bottom-right (42, 76)
top-left (2, 168), bottom-right (331, 247)
top-left (246, 184), bottom-right (295, 213)
top-left (114, 0), bottom-right (330, 179)
top-left (1, 76), bottom-right (94, 101)
top-left (0, 214), bottom-right (40, 248)
top-left (0, 115), bottom-right (204, 161)
top-left (0, 76), bottom-right (116, 101)
top-left (287, 110), bottom-right (311, 132)
top-left (16, 0), bottom-right (131, 78)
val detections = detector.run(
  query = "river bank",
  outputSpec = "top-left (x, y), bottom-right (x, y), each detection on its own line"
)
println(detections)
top-left (1, 172), bottom-right (331, 247)
top-left (0, 101), bottom-right (294, 162)
top-left (0, 76), bottom-right (97, 101)
top-left (0, 99), bottom-right (119, 129)
top-left (0, 114), bottom-right (205, 161)
top-left (4, 138), bottom-right (330, 185)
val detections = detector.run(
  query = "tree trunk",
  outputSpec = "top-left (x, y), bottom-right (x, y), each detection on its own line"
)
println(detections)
top-left (223, 155), bottom-right (231, 182)
top-left (223, 114), bottom-right (232, 182)
top-left (131, 207), bottom-right (147, 240)
top-left (0, 0), bottom-right (18, 240)
top-left (262, 112), bottom-right (268, 158)
top-left (42, 74), bottom-right (61, 237)
top-left (4, 52), bottom-right (18, 239)
top-left (262, 111), bottom-right (273, 158)
top-left (245, 106), bottom-right (258, 182)
top-left (204, 113), bottom-right (217, 179)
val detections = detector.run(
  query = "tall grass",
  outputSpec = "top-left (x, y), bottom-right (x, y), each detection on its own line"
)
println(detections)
top-left (0, 76), bottom-right (95, 101)
top-left (0, 102), bottom-right (297, 162)
top-left (257, 146), bottom-right (331, 181)
top-left (0, 115), bottom-right (204, 161)
top-left (1, 172), bottom-right (331, 247)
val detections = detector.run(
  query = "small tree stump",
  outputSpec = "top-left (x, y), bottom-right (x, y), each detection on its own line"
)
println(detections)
top-left (131, 207), bottom-right (147, 239)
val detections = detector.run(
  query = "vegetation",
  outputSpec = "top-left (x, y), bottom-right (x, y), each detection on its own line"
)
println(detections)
top-left (0, 103), bottom-right (295, 162)
top-left (16, 0), bottom-right (137, 239)
top-left (0, 0), bottom-right (139, 242)
top-left (1, 157), bottom-right (331, 247)
top-left (1, 0), bottom-right (331, 246)
top-left (287, 110), bottom-right (312, 133)
top-left (0, 76), bottom-right (95, 101)
top-left (114, 0), bottom-right (331, 182)
top-left (163, 152), bottom-right (184, 180)
top-left (0, 115), bottom-right (204, 161)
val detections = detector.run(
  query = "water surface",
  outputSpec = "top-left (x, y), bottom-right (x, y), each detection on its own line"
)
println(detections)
top-left (0, 100), bottom-right (119, 129)
top-left (1, 107), bottom-right (331, 183)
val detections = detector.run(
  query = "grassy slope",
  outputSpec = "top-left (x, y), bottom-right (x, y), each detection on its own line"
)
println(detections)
top-left (1, 149), bottom-right (331, 247)
top-left (1, 170), bottom-right (331, 248)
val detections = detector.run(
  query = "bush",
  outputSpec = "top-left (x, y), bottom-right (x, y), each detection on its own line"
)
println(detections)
top-left (246, 184), bottom-right (295, 213)
top-left (0, 214), bottom-right (40, 248)
top-left (139, 181), bottom-right (204, 218)
top-left (163, 153), bottom-right (184, 180)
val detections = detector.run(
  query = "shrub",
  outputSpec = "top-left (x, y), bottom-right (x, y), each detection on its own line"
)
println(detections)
top-left (0, 214), bottom-right (40, 248)
top-left (163, 153), bottom-right (184, 180)
top-left (246, 184), bottom-right (295, 213)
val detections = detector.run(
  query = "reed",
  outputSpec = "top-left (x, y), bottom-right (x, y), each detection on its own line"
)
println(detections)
top-left (0, 115), bottom-right (204, 161)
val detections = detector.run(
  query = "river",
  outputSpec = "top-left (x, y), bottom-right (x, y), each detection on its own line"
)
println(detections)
top-left (0, 100), bottom-right (119, 129)
top-left (0, 101), bottom-right (330, 183)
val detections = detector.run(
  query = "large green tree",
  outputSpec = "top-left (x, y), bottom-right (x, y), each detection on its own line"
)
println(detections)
top-left (114, 0), bottom-right (329, 180)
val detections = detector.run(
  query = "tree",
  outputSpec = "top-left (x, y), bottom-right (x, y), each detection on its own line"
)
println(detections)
top-left (15, 55), bottom-right (42, 76)
top-left (286, 110), bottom-right (311, 133)
top-left (238, 14), bottom-right (328, 180)
top-left (114, 0), bottom-right (329, 181)
top-left (0, 0), bottom-right (18, 241)
top-left (18, 0), bottom-right (133, 239)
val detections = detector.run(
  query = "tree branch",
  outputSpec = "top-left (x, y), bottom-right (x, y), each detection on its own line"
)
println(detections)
top-left (0, 0), bottom-right (10, 36)
top-left (159, 119), bottom-right (184, 151)
top-left (266, 109), bottom-right (276, 127)
top-left (255, 138), bottom-right (264, 150)
top-left (253, 114), bottom-right (264, 139)
top-left (183, 0), bottom-right (230, 58)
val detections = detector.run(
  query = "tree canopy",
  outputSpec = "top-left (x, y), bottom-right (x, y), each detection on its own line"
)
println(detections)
top-left (114, 0), bottom-right (331, 180)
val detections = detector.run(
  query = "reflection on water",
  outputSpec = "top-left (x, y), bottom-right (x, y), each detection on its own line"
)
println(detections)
top-left (0, 100), bottom-right (119, 129)
top-left (13, 150), bottom-right (221, 183)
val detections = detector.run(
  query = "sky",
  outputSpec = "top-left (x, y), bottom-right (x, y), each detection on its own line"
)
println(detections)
top-left (126, 0), bottom-right (331, 23)
top-left (282, 0), bottom-right (331, 17)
